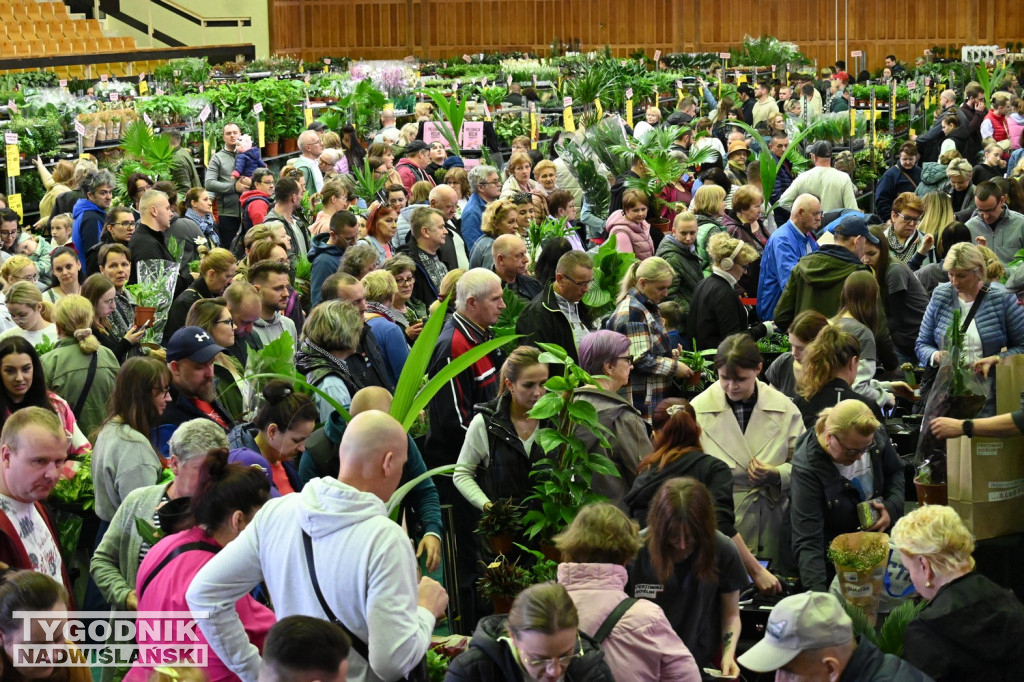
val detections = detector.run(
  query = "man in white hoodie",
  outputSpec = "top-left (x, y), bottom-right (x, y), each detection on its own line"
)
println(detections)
top-left (187, 410), bottom-right (448, 682)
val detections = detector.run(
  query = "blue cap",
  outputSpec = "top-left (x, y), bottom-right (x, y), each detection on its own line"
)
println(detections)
top-left (834, 214), bottom-right (879, 244)
top-left (165, 326), bottom-right (226, 363)
top-left (443, 156), bottom-right (465, 169)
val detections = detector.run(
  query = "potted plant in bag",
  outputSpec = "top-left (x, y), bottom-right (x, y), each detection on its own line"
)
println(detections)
top-left (913, 461), bottom-right (947, 506)
top-left (126, 279), bottom-right (162, 328)
top-left (475, 497), bottom-right (524, 556)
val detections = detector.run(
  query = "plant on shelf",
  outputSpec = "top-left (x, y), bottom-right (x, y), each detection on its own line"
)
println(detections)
top-left (521, 342), bottom-right (618, 543)
top-left (514, 543), bottom-right (559, 583)
top-left (581, 239), bottom-right (636, 320)
top-left (335, 79), bottom-right (387, 139)
top-left (478, 86), bottom-right (509, 109)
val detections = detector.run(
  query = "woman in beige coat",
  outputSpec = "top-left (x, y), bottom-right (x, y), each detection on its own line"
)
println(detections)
top-left (691, 334), bottom-right (805, 593)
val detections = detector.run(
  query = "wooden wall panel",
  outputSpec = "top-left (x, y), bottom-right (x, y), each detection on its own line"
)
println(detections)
top-left (269, 0), bottom-right (1024, 70)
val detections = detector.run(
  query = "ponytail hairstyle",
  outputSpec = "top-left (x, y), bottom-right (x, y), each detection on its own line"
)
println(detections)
top-left (252, 380), bottom-right (319, 435)
top-left (497, 346), bottom-right (544, 397)
top-left (834, 270), bottom-right (880, 334)
top-left (619, 256), bottom-right (673, 301)
top-left (797, 324), bottom-right (861, 399)
top-left (5, 281), bottom-right (53, 323)
top-left (191, 447), bottom-right (271, 534)
top-left (180, 187), bottom-right (205, 217)
top-left (639, 398), bottom-right (703, 472)
top-left (198, 247), bottom-right (237, 276)
top-left (0, 568), bottom-right (67, 641)
top-left (646, 477), bottom-right (718, 583)
top-left (53, 294), bottom-right (99, 353)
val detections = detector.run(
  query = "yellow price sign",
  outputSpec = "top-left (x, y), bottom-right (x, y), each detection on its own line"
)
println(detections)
top-left (6, 193), bottom-right (22, 219)
top-left (676, 88), bottom-right (684, 108)
top-left (304, 107), bottom-right (314, 126)
top-left (563, 107), bottom-right (575, 133)
top-left (5, 145), bottom-right (19, 177)
top-left (626, 99), bottom-right (634, 128)
top-left (594, 99), bottom-right (603, 119)
top-left (203, 138), bottom-right (211, 167)
top-left (530, 111), bottom-right (538, 150)
top-left (849, 107), bottom-right (856, 136)
top-left (138, 79), bottom-right (149, 95)
top-left (257, 120), bottom-right (266, 149)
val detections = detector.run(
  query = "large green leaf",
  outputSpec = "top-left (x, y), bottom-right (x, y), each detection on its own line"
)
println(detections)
top-left (387, 464), bottom-right (458, 520)
top-left (391, 296), bottom-right (453, 425)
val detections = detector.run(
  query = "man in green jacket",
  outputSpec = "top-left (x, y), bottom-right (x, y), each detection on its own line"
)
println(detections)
top-left (168, 130), bottom-right (201, 198)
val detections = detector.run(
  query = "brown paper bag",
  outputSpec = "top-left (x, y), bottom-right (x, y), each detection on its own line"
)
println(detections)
top-left (828, 532), bottom-right (889, 625)
top-left (947, 435), bottom-right (1024, 541)
top-left (996, 355), bottom-right (1024, 415)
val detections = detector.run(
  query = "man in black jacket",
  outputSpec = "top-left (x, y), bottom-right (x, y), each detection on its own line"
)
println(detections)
top-left (516, 250), bottom-right (593, 361)
top-left (913, 89), bottom-right (969, 163)
top-left (129, 189), bottom-right (188, 299)
top-left (737, 83), bottom-right (756, 125)
top-left (492, 234), bottom-right (542, 302)
top-left (959, 83), bottom-right (988, 166)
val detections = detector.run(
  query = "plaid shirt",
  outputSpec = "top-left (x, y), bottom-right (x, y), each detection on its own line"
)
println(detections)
top-left (606, 288), bottom-right (677, 424)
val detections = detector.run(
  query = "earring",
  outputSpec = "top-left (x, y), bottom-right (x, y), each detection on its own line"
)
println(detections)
top-left (925, 580), bottom-right (933, 588)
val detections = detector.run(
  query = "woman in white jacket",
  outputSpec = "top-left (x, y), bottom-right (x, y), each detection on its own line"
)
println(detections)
top-left (691, 334), bottom-right (804, 591)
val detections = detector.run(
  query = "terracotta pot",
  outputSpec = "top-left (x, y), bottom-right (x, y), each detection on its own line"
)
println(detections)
top-left (914, 481), bottom-right (947, 506)
top-left (486, 534), bottom-right (514, 556)
top-left (263, 141), bottom-right (280, 157)
top-left (686, 371), bottom-right (703, 387)
top-left (650, 217), bottom-right (671, 234)
top-left (282, 137), bottom-right (298, 153)
top-left (134, 306), bottom-right (156, 328)
top-left (492, 595), bottom-right (514, 614)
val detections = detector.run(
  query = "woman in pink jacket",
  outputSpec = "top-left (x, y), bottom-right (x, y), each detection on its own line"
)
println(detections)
top-left (554, 502), bottom-right (701, 682)
top-left (127, 448), bottom-right (273, 682)
top-left (605, 189), bottom-right (655, 260)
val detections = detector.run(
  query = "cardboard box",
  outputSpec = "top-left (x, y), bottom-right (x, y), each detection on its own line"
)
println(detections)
top-left (947, 436), bottom-right (1024, 540)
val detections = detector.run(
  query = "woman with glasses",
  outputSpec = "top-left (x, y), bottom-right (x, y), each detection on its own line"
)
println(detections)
top-left (574, 330), bottom-right (652, 508)
top-left (40, 294), bottom-right (119, 437)
top-left (93, 356), bottom-right (173, 525)
top-left (0, 255), bottom-right (40, 289)
top-left (883, 192), bottom-right (928, 265)
top-left (627, 477), bottom-right (746, 679)
top-left (790, 399), bottom-right (904, 592)
top-left (382, 254), bottom-right (427, 342)
top-left (164, 247), bottom-right (237, 345)
top-left (0, 280), bottom-right (57, 347)
top-left (240, 168), bottom-right (276, 236)
top-left (445, 581), bottom-right (614, 681)
top-left (227, 379), bottom-right (318, 496)
top-left (81, 274), bottom-right (146, 363)
top-left (186, 298), bottom-right (248, 423)
top-left (45, 246), bottom-right (82, 303)
top-left (687, 233), bottom-right (771, 352)
top-left (85, 205), bottom-right (135, 276)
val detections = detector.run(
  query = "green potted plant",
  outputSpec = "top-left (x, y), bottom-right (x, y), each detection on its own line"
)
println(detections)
top-left (477, 555), bottom-right (532, 614)
top-left (678, 342), bottom-right (717, 390)
top-left (475, 498), bottom-right (524, 555)
top-left (126, 279), bottom-right (163, 327)
top-left (581, 239), bottom-right (636, 320)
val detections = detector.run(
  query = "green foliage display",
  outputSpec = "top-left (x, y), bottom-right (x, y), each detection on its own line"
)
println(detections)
top-left (582, 240), bottom-right (636, 320)
top-left (350, 156), bottom-right (388, 204)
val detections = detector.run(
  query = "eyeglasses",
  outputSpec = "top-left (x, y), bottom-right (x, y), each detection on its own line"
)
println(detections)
top-left (9, 310), bottom-right (32, 321)
top-left (562, 273), bottom-right (593, 288)
top-left (113, 220), bottom-right (136, 229)
top-left (830, 433), bottom-right (872, 458)
top-left (153, 386), bottom-right (171, 396)
top-left (811, 210), bottom-right (824, 218)
top-left (519, 634), bottom-right (584, 669)
top-left (895, 212), bottom-right (923, 225)
top-left (394, 276), bottom-right (414, 285)
top-left (478, 180), bottom-right (501, 186)
top-left (977, 203), bottom-right (1003, 216)
top-left (215, 317), bottom-right (236, 328)
top-left (617, 355), bottom-right (634, 365)
top-left (9, 273), bottom-right (38, 283)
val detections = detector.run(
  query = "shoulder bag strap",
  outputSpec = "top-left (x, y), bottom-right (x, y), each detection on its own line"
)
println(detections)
top-left (71, 352), bottom-right (98, 418)
top-left (898, 168), bottom-right (919, 189)
top-left (139, 542), bottom-right (219, 598)
top-left (302, 530), bottom-right (370, 662)
top-left (592, 597), bottom-right (638, 644)
top-left (962, 284), bottom-right (989, 331)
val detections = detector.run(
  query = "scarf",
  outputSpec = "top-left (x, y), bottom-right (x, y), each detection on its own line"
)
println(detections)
top-left (365, 301), bottom-right (397, 323)
top-left (186, 208), bottom-right (221, 247)
top-left (885, 224), bottom-right (919, 264)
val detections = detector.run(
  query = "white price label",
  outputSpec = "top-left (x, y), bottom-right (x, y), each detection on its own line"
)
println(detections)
top-left (462, 54), bottom-right (471, 63)
top-left (155, 88), bottom-right (164, 96)
top-left (58, 79), bottom-right (67, 88)
top-left (719, 52), bottom-right (730, 59)
top-left (675, 79), bottom-right (682, 89)
top-left (925, 77), bottom-right (932, 86)
top-left (4, 132), bottom-right (17, 145)
top-left (482, 102), bottom-right (490, 117)
top-left (109, 91), bottom-right (118, 101)
top-left (74, 120), bottom-right (86, 135)
top-left (199, 105), bottom-right (212, 122)
top-left (452, 80), bottom-right (459, 93)
top-left (507, 75), bottom-right (512, 86)
top-left (529, 102), bottom-right (536, 113)
top-left (253, 103), bottom-right (263, 115)
top-left (532, 74), bottom-right (537, 86)
top-left (100, 74), bottom-right (108, 82)
top-left (198, 84), bottom-right (204, 93)
top-left (851, 50), bottom-right (863, 57)
top-left (173, 69), bottom-right (179, 76)
top-left (563, 96), bottom-right (572, 107)
top-left (653, 49), bottom-right (661, 61)
top-left (482, 77), bottom-right (488, 86)
top-left (143, 113), bottom-right (152, 126)
top-left (625, 88), bottom-right (633, 99)
top-left (324, 58), bottom-right (331, 65)
top-left (908, 81), bottom-right (916, 90)
top-left (6, 100), bottom-right (16, 114)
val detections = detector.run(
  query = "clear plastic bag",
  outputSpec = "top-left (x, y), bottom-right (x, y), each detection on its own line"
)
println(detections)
top-left (135, 259), bottom-right (178, 344)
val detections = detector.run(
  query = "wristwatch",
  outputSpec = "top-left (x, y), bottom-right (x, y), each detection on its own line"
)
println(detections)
top-left (962, 420), bottom-right (974, 438)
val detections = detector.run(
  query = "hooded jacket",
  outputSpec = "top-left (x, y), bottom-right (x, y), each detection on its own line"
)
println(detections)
top-left (605, 210), bottom-right (655, 260)
top-left (557, 563), bottom-right (701, 682)
top-left (572, 386), bottom-right (651, 507)
top-left (915, 162), bottom-right (953, 197)
top-left (186, 477), bottom-right (436, 682)
top-left (444, 614), bottom-right (615, 682)
top-left (773, 245), bottom-right (870, 333)
top-left (655, 234), bottom-right (704, 314)
top-left (72, 197), bottom-right (106, 268)
top-left (308, 233), bottom-right (344, 307)
top-left (625, 450), bottom-right (735, 535)
top-left (903, 571), bottom-right (1024, 682)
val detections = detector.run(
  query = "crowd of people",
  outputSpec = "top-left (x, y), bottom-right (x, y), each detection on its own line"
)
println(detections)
top-left (0, 59), bottom-right (1021, 682)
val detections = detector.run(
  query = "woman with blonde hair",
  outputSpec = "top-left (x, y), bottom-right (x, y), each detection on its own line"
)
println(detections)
top-left (942, 157), bottom-right (976, 213)
top-left (307, 180), bottom-right (350, 237)
top-left (186, 297), bottom-right (248, 422)
top-left (40, 294), bottom-right (119, 436)
top-left (500, 152), bottom-right (545, 200)
top-left (893, 504), bottom-right (1024, 682)
top-left (469, 199), bottom-right (518, 269)
top-left (362, 270), bottom-right (408, 384)
top-left (532, 159), bottom-right (557, 194)
top-left (164, 246), bottom-right (237, 343)
top-left (910, 191), bottom-right (953, 269)
top-left (790, 399), bottom-right (904, 592)
top-left (687, 232), bottom-right (769, 350)
top-left (764, 309), bottom-right (829, 399)
top-left (977, 244), bottom-right (1006, 282)
top-left (0, 280), bottom-right (57, 346)
top-left (0, 255), bottom-right (39, 289)
top-left (607, 257), bottom-right (693, 423)
top-left (692, 184), bottom-right (728, 273)
top-left (554, 502), bottom-right (701, 682)
top-left (794, 324), bottom-right (881, 427)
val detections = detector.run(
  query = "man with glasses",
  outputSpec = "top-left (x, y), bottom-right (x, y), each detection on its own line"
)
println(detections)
top-left (967, 180), bottom-right (1024, 264)
top-left (461, 164), bottom-right (500, 252)
top-left (875, 142), bottom-right (922, 220)
top-left (71, 168), bottom-right (115, 268)
top-left (292, 130), bottom-right (325, 195)
top-left (778, 140), bottom-right (858, 213)
top-left (758, 193), bottom-right (821, 322)
top-left (883, 192), bottom-right (928, 265)
top-left (517, 250), bottom-right (594, 362)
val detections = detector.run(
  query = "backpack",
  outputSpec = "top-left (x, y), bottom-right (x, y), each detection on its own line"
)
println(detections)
top-left (231, 194), bottom-right (274, 258)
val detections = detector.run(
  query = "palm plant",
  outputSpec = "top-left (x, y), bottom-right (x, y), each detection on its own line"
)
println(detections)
top-left (583, 116), bottom-right (633, 178)
top-left (115, 121), bottom-right (176, 203)
top-left (975, 62), bottom-right (1009, 107)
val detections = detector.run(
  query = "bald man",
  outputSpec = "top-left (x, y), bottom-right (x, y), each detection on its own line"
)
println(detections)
top-left (913, 88), bottom-right (970, 162)
top-left (299, 387), bottom-right (443, 571)
top-left (429, 184), bottom-right (470, 269)
top-left (493, 234), bottom-right (542, 301)
top-left (292, 129), bottom-right (325, 194)
top-left (189, 409), bottom-right (448, 682)
top-left (757, 193), bottom-right (822, 321)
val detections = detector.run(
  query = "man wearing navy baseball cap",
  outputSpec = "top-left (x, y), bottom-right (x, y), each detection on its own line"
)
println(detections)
top-left (154, 326), bottom-right (235, 457)
top-left (772, 213), bottom-right (893, 346)
top-left (738, 592), bottom-right (932, 680)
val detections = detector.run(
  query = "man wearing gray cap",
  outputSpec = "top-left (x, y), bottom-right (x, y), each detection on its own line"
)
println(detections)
top-left (737, 592), bottom-right (933, 680)
top-left (778, 141), bottom-right (859, 213)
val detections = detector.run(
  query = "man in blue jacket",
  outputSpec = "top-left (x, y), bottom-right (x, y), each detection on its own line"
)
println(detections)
top-left (757, 193), bottom-right (821, 321)
top-left (72, 168), bottom-right (114, 267)
top-left (309, 211), bottom-right (357, 307)
top-left (460, 164), bottom-right (501, 253)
